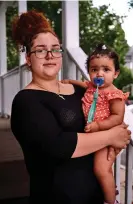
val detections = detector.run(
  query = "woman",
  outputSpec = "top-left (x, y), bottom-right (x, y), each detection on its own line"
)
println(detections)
top-left (11, 10), bottom-right (131, 204)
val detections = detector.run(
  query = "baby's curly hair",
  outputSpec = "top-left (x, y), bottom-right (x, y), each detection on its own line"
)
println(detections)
top-left (85, 43), bottom-right (120, 72)
top-left (12, 10), bottom-right (58, 53)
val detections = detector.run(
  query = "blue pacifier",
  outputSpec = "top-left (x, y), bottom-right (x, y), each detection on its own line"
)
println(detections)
top-left (87, 77), bottom-right (104, 123)
top-left (93, 77), bottom-right (104, 87)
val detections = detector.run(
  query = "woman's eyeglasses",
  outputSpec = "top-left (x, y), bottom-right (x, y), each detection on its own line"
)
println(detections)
top-left (29, 48), bottom-right (63, 59)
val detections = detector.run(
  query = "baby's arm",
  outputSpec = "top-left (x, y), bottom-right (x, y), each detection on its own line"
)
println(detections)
top-left (62, 79), bottom-right (88, 89)
top-left (97, 98), bottom-right (125, 131)
top-left (84, 98), bottom-right (126, 162)
top-left (85, 98), bottom-right (125, 133)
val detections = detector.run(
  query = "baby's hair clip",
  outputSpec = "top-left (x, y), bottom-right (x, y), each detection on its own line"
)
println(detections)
top-left (102, 45), bottom-right (107, 50)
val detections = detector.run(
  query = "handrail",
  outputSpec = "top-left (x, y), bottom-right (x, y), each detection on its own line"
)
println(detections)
top-left (0, 64), bottom-right (27, 78)
top-left (67, 47), bottom-right (89, 80)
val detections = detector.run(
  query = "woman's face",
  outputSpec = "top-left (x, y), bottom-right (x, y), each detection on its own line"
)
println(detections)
top-left (26, 32), bottom-right (62, 80)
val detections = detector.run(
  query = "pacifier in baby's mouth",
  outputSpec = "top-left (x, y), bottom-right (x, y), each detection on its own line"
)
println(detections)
top-left (87, 77), bottom-right (104, 123)
top-left (93, 77), bottom-right (104, 87)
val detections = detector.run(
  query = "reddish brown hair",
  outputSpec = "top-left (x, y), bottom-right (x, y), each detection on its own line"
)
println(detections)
top-left (12, 10), bottom-right (59, 53)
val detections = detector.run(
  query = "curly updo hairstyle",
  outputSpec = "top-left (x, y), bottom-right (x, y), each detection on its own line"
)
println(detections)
top-left (12, 10), bottom-right (59, 54)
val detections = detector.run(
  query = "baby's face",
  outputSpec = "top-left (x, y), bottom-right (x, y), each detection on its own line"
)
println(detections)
top-left (88, 56), bottom-right (119, 88)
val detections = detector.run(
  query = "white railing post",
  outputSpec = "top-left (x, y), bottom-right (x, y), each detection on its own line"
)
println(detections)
top-left (0, 2), bottom-right (7, 116)
top-left (125, 144), bottom-right (133, 204)
top-left (0, 2), bottom-right (7, 76)
top-left (0, 77), bottom-right (4, 116)
top-left (62, 0), bottom-right (79, 80)
top-left (114, 155), bottom-right (121, 202)
top-left (18, 0), bottom-right (27, 89)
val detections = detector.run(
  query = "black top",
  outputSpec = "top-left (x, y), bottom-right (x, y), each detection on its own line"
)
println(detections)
top-left (11, 85), bottom-right (103, 204)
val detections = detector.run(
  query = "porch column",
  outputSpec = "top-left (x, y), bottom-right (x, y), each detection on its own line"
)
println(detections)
top-left (0, 2), bottom-right (7, 116)
top-left (62, 0), bottom-right (79, 79)
top-left (18, 0), bottom-right (27, 89)
top-left (0, 2), bottom-right (7, 75)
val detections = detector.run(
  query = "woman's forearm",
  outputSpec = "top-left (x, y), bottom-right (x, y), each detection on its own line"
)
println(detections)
top-left (72, 131), bottom-right (110, 158)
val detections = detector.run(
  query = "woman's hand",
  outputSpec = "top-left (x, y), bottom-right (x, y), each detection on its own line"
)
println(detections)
top-left (108, 124), bottom-right (131, 149)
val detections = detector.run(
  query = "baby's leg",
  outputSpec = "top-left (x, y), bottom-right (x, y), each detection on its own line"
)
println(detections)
top-left (94, 147), bottom-right (116, 204)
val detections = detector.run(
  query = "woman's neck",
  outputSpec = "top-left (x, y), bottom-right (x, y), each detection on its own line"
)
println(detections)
top-left (25, 76), bottom-right (75, 96)
top-left (32, 76), bottom-right (58, 90)
top-left (25, 74), bottom-right (59, 92)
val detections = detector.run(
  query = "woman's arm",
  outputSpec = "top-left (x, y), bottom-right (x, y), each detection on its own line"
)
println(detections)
top-left (85, 98), bottom-right (125, 133)
top-left (72, 124), bottom-right (130, 158)
top-left (62, 79), bottom-right (88, 89)
top-left (11, 93), bottom-right (130, 160)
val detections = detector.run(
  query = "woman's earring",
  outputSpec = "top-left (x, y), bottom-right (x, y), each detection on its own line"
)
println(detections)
top-left (28, 61), bottom-right (31, 67)
top-left (27, 63), bottom-right (31, 71)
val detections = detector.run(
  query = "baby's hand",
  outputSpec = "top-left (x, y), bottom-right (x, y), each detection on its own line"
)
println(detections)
top-left (84, 121), bottom-right (99, 133)
top-left (107, 146), bottom-right (121, 161)
top-left (61, 79), bottom-right (71, 84)
top-left (107, 146), bottom-right (115, 161)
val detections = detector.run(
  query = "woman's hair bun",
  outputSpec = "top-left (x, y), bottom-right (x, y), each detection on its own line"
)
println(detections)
top-left (12, 10), bottom-right (52, 47)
